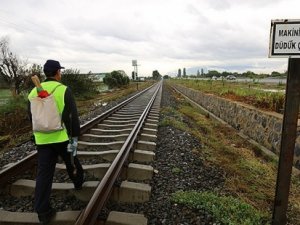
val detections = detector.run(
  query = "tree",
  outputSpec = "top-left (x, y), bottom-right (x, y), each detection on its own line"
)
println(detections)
top-left (152, 70), bottom-right (161, 80)
top-left (242, 71), bottom-right (256, 78)
top-left (178, 69), bottom-right (181, 77)
top-left (221, 71), bottom-right (231, 77)
top-left (183, 68), bottom-right (187, 77)
top-left (271, 71), bottom-right (281, 77)
top-left (21, 63), bottom-right (43, 93)
top-left (207, 70), bottom-right (220, 77)
top-left (61, 69), bottom-right (98, 97)
top-left (103, 70), bottom-right (129, 89)
top-left (197, 70), bottom-right (200, 77)
top-left (0, 37), bottom-right (27, 96)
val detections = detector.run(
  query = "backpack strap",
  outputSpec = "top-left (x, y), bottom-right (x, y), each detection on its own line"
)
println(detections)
top-left (49, 84), bottom-right (63, 94)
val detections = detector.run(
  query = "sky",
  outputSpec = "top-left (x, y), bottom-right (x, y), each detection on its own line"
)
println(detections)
top-left (0, 0), bottom-right (299, 77)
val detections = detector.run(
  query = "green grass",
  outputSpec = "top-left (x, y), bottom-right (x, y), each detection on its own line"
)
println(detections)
top-left (160, 84), bottom-right (300, 224)
top-left (171, 191), bottom-right (268, 225)
top-left (159, 106), bottom-right (188, 130)
top-left (170, 79), bottom-right (285, 113)
top-left (0, 94), bottom-right (27, 114)
top-left (0, 89), bottom-right (11, 105)
top-left (171, 167), bottom-right (182, 174)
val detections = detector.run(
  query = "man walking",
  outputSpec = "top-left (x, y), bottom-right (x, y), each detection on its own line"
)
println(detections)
top-left (28, 59), bottom-right (84, 224)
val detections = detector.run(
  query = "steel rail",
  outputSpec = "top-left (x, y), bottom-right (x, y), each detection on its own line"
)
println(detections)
top-left (0, 151), bottom-right (37, 186)
top-left (0, 84), bottom-right (155, 188)
top-left (75, 81), bottom-right (162, 225)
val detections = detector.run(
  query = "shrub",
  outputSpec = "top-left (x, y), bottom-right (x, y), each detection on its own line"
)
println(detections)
top-left (0, 95), bottom-right (29, 137)
top-left (103, 71), bottom-right (129, 89)
top-left (0, 95), bottom-right (27, 115)
top-left (61, 69), bottom-right (98, 98)
top-left (171, 191), bottom-right (268, 225)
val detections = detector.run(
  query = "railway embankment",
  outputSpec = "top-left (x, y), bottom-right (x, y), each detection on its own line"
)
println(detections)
top-left (170, 82), bottom-right (300, 170)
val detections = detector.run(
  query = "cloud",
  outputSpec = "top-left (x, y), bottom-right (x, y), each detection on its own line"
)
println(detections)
top-left (0, 0), bottom-right (297, 76)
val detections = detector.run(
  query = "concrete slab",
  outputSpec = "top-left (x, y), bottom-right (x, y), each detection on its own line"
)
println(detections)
top-left (0, 210), bottom-right (80, 225)
top-left (106, 211), bottom-right (147, 225)
top-left (147, 115), bottom-right (159, 120)
top-left (90, 128), bottom-right (131, 135)
top-left (136, 141), bottom-right (156, 151)
top-left (56, 163), bottom-right (110, 179)
top-left (10, 180), bottom-right (99, 202)
top-left (146, 118), bottom-right (159, 123)
top-left (141, 128), bottom-right (157, 135)
top-left (97, 124), bottom-right (135, 129)
top-left (77, 150), bottom-right (119, 162)
top-left (80, 134), bottom-right (128, 142)
top-left (102, 119), bottom-right (138, 124)
top-left (112, 181), bottom-right (151, 203)
top-left (127, 163), bottom-right (153, 180)
top-left (139, 133), bottom-right (157, 142)
top-left (78, 141), bottom-right (124, 151)
top-left (144, 123), bottom-right (158, 129)
top-left (133, 150), bottom-right (155, 162)
top-left (11, 180), bottom-right (150, 203)
top-left (108, 116), bottom-right (140, 120)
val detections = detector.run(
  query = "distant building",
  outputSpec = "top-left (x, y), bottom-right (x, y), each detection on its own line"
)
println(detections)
top-left (89, 73), bottom-right (109, 82)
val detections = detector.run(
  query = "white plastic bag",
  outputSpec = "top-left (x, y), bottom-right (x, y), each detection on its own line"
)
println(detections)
top-left (30, 94), bottom-right (63, 133)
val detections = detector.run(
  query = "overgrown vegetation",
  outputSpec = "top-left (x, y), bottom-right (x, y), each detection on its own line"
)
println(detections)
top-left (170, 79), bottom-right (285, 113)
top-left (103, 70), bottom-right (130, 89)
top-left (172, 191), bottom-right (267, 225)
top-left (176, 69), bottom-right (287, 79)
top-left (61, 69), bottom-right (98, 98)
top-left (160, 85), bottom-right (300, 224)
top-left (0, 81), bottom-right (152, 151)
top-left (0, 94), bottom-right (30, 148)
top-left (0, 94), bottom-right (27, 114)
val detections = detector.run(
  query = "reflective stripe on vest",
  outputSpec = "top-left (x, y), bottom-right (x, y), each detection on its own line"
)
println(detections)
top-left (28, 81), bottom-right (69, 144)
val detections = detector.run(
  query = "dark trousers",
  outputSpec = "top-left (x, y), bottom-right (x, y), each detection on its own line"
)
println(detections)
top-left (34, 141), bottom-right (84, 214)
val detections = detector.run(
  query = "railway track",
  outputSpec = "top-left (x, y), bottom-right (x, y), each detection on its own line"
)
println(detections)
top-left (0, 81), bottom-right (162, 225)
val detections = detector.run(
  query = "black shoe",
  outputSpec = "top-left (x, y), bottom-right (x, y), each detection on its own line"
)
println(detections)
top-left (38, 208), bottom-right (56, 225)
top-left (74, 173), bottom-right (85, 190)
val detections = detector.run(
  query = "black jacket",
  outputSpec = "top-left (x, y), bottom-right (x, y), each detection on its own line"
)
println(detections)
top-left (28, 78), bottom-right (81, 137)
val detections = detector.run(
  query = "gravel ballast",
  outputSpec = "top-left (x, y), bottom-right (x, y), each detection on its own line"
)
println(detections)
top-left (1, 83), bottom-right (227, 224)
top-left (142, 83), bottom-right (226, 224)
top-left (103, 83), bottom-right (226, 224)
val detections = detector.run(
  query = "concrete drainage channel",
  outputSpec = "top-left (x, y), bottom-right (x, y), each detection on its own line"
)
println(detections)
top-left (0, 82), bottom-right (162, 225)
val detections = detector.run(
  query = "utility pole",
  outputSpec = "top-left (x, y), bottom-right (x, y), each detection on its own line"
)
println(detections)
top-left (269, 19), bottom-right (300, 225)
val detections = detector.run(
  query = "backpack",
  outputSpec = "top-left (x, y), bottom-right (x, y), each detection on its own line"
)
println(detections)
top-left (30, 84), bottom-right (63, 133)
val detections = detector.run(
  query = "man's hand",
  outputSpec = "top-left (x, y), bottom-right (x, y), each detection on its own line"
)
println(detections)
top-left (67, 137), bottom-right (78, 156)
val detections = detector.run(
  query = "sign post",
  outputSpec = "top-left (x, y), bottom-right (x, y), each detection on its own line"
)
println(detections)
top-left (269, 19), bottom-right (300, 225)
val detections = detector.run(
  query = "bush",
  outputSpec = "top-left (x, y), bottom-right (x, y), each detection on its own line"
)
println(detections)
top-left (171, 191), bottom-right (268, 225)
top-left (0, 95), bottom-right (30, 137)
top-left (103, 71), bottom-right (130, 89)
top-left (61, 69), bottom-right (98, 98)
top-left (0, 95), bottom-right (27, 115)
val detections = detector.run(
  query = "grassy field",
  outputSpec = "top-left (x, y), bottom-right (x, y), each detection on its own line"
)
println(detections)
top-left (170, 79), bottom-right (286, 113)
top-left (0, 81), bottom-right (153, 152)
top-left (0, 89), bottom-right (11, 106)
top-left (162, 85), bottom-right (300, 224)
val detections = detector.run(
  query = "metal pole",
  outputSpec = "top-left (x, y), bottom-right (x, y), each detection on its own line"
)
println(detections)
top-left (272, 58), bottom-right (300, 224)
top-left (136, 65), bottom-right (138, 90)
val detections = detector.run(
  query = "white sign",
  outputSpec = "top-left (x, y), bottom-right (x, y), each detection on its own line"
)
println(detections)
top-left (132, 60), bottom-right (137, 66)
top-left (269, 19), bottom-right (300, 57)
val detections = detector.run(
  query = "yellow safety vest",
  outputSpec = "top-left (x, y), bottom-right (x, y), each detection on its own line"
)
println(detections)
top-left (28, 81), bottom-right (69, 144)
